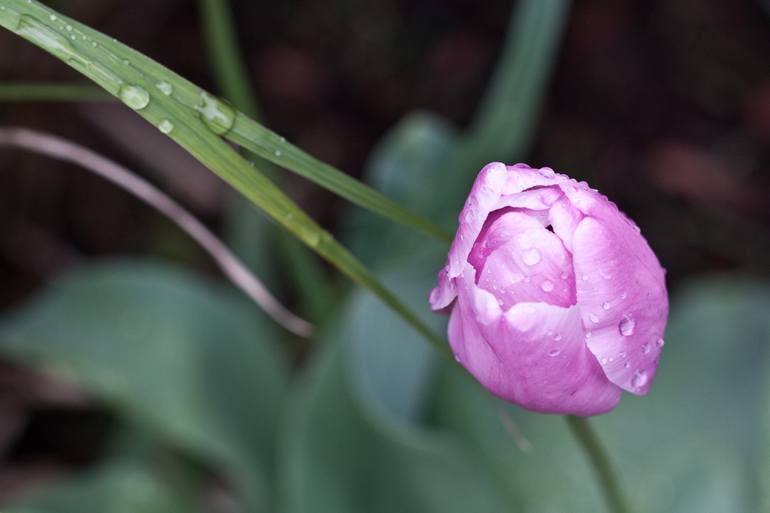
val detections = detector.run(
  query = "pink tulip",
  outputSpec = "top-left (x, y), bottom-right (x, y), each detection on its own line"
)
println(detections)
top-left (430, 163), bottom-right (668, 415)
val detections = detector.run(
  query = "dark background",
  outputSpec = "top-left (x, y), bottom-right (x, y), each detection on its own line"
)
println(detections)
top-left (0, 0), bottom-right (769, 502)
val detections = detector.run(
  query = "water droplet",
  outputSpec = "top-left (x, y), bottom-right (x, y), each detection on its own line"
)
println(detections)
top-left (274, 149), bottom-right (282, 157)
top-left (196, 92), bottom-right (235, 135)
top-left (157, 119), bottom-right (174, 134)
top-left (156, 81), bottom-right (173, 96)
top-left (656, 338), bottom-right (665, 348)
top-left (619, 351), bottom-right (627, 358)
top-left (642, 343), bottom-right (651, 355)
top-left (118, 84), bottom-right (150, 110)
top-left (49, 14), bottom-right (57, 21)
top-left (541, 280), bottom-right (554, 292)
top-left (553, 333), bottom-right (562, 341)
top-left (521, 248), bottom-right (541, 266)
top-left (548, 349), bottom-right (561, 357)
top-left (16, 16), bottom-right (88, 67)
top-left (585, 331), bottom-right (592, 339)
top-left (602, 301), bottom-right (611, 310)
top-left (540, 166), bottom-right (555, 177)
top-left (454, 354), bottom-right (462, 364)
top-left (631, 369), bottom-right (648, 389)
top-left (624, 361), bottom-right (630, 369)
top-left (619, 315), bottom-right (635, 336)
top-left (65, 24), bottom-right (72, 31)
top-left (560, 272), bottom-right (568, 280)
top-left (609, 356), bottom-right (614, 362)
top-left (582, 274), bottom-right (589, 281)
top-left (620, 291), bottom-right (628, 300)
top-left (589, 313), bottom-right (599, 324)
top-left (600, 357), bottom-right (608, 364)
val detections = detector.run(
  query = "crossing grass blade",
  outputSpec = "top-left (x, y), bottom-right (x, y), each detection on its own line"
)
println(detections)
top-left (0, 0), bottom-right (449, 357)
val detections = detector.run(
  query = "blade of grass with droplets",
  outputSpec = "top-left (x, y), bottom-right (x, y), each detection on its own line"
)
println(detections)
top-left (197, 0), bottom-right (337, 323)
top-left (0, 81), bottom-right (110, 101)
top-left (0, 0), bottom-right (449, 356)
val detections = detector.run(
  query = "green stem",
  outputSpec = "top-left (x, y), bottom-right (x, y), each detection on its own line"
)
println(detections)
top-left (566, 415), bottom-right (632, 513)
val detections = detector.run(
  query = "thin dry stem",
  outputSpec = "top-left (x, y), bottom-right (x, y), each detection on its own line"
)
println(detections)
top-left (0, 126), bottom-right (313, 337)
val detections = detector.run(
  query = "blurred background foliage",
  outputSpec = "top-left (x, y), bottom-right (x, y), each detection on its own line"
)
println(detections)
top-left (0, 0), bottom-right (769, 512)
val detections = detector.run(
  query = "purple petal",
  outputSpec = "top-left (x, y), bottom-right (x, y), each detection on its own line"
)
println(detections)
top-left (448, 268), bottom-right (622, 415)
top-left (571, 198), bottom-right (668, 395)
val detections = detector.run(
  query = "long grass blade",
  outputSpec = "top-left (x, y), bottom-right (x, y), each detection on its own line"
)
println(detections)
top-left (0, 0), bottom-right (449, 357)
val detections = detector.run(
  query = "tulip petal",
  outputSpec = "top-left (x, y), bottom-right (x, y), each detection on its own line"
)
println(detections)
top-left (469, 211), bottom-right (576, 309)
top-left (571, 209), bottom-right (668, 395)
top-left (448, 268), bottom-right (622, 415)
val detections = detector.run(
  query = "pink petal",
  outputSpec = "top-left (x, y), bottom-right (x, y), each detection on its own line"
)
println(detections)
top-left (469, 211), bottom-right (576, 309)
top-left (449, 268), bottom-right (622, 415)
top-left (430, 164), bottom-right (572, 311)
top-left (571, 206), bottom-right (668, 395)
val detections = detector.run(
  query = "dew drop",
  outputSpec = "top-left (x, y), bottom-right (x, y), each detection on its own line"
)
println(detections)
top-left (600, 357), bottom-right (608, 364)
top-left (541, 280), bottom-right (554, 292)
top-left (65, 24), bottom-right (72, 31)
top-left (582, 274), bottom-right (589, 281)
top-left (540, 166), bottom-right (555, 177)
top-left (618, 314), bottom-right (635, 336)
top-left (602, 301), bottom-right (611, 310)
top-left (196, 92), bottom-right (235, 135)
top-left (619, 351), bottom-right (627, 358)
top-left (589, 313), bottom-right (599, 323)
top-left (118, 84), bottom-right (150, 110)
top-left (49, 14), bottom-right (57, 21)
top-left (656, 337), bottom-right (665, 348)
top-left (642, 343), bottom-right (651, 355)
top-left (157, 119), bottom-right (174, 134)
top-left (560, 272), bottom-right (568, 280)
top-left (274, 149), bottom-right (282, 157)
top-left (624, 361), bottom-right (631, 369)
top-left (620, 291), bottom-right (628, 300)
top-left (156, 81), bottom-right (173, 96)
top-left (585, 331), bottom-right (592, 339)
top-left (548, 349), bottom-right (561, 357)
top-left (521, 248), bottom-right (541, 266)
top-left (553, 333), bottom-right (562, 341)
top-left (631, 369), bottom-right (648, 389)
top-left (454, 354), bottom-right (462, 364)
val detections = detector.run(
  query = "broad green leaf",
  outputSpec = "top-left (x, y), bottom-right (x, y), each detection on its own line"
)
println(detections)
top-left (0, 0), bottom-right (446, 356)
top-left (278, 334), bottom-right (510, 513)
top-left (430, 275), bottom-right (770, 513)
top-left (6, 459), bottom-right (201, 513)
top-left (0, 261), bottom-right (290, 512)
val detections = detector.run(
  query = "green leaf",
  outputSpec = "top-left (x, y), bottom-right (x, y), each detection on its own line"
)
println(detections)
top-left (0, 261), bottom-right (290, 511)
top-left (278, 334), bottom-right (510, 513)
top-left (430, 275), bottom-right (770, 513)
top-left (6, 459), bottom-right (201, 513)
top-left (0, 0), bottom-right (446, 356)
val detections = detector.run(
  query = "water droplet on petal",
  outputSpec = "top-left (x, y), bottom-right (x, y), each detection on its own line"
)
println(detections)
top-left (642, 343), bottom-right (651, 355)
top-left (656, 338), bottom-right (665, 348)
top-left (553, 333), bottom-right (562, 341)
top-left (589, 313), bottom-right (599, 323)
top-left (582, 274), bottom-right (589, 281)
top-left (548, 349), bottom-right (561, 357)
top-left (602, 301), bottom-right (611, 310)
top-left (157, 119), bottom-right (174, 134)
top-left (624, 361), bottom-right (631, 369)
top-left (585, 331), bottom-right (592, 339)
top-left (454, 354), bottom-right (462, 364)
top-left (541, 280), bottom-right (554, 292)
top-left (620, 291), bottom-right (628, 300)
top-left (619, 315), bottom-right (635, 336)
top-left (118, 84), bottom-right (150, 110)
top-left (521, 248), bottom-right (541, 266)
top-left (540, 166), bottom-right (555, 177)
top-left (600, 357), bottom-right (608, 364)
top-left (631, 369), bottom-right (648, 389)
top-left (560, 272), bottom-right (568, 280)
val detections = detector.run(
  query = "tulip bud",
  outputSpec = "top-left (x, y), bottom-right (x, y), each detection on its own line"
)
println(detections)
top-left (430, 163), bottom-right (668, 415)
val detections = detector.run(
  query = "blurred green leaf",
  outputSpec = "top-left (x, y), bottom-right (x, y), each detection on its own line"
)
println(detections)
top-left (278, 334), bottom-right (510, 513)
top-left (429, 275), bottom-right (770, 513)
top-left (0, 261), bottom-right (290, 512)
top-left (6, 459), bottom-right (201, 513)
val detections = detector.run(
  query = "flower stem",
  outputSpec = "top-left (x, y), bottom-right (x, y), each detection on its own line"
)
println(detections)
top-left (566, 415), bottom-right (632, 513)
